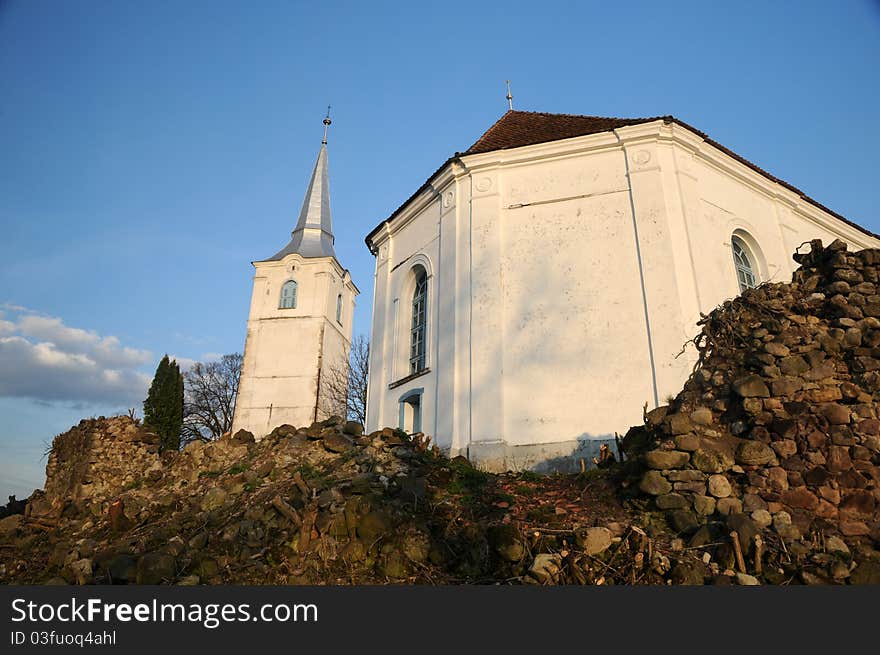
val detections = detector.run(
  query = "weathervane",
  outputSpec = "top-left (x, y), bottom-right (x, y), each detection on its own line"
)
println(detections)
top-left (505, 80), bottom-right (513, 110)
top-left (322, 105), bottom-right (332, 145)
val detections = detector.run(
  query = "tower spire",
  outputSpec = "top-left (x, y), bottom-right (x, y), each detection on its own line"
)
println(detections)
top-left (262, 111), bottom-right (336, 261)
top-left (506, 80), bottom-right (513, 111)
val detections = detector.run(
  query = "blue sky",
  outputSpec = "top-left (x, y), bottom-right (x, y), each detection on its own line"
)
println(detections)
top-left (1, 0), bottom-right (879, 498)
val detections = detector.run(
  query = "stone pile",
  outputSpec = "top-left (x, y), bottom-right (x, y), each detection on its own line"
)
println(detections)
top-left (1, 413), bottom-right (653, 586)
top-left (42, 416), bottom-right (163, 517)
top-left (1, 415), bottom-right (477, 584)
top-left (624, 239), bottom-right (880, 583)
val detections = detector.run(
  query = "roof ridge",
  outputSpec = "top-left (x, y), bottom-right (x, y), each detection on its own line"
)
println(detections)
top-left (505, 108), bottom-right (665, 122)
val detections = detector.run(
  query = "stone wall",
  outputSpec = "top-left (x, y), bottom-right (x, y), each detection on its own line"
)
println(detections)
top-left (626, 239), bottom-right (880, 576)
top-left (42, 417), bottom-right (162, 517)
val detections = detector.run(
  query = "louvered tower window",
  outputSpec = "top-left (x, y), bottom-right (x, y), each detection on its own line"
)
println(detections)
top-left (280, 280), bottom-right (298, 308)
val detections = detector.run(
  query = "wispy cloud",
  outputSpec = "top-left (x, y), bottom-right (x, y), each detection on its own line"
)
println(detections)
top-left (0, 303), bottom-right (36, 314)
top-left (0, 306), bottom-right (152, 406)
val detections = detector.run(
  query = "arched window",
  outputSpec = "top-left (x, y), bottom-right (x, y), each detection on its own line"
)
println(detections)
top-left (279, 280), bottom-right (298, 309)
top-left (409, 268), bottom-right (427, 374)
top-left (336, 293), bottom-right (343, 324)
top-left (731, 235), bottom-right (758, 292)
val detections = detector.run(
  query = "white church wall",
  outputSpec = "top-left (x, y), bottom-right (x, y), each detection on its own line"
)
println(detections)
top-left (365, 194), bottom-right (441, 444)
top-left (433, 176), bottom-right (460, 453)
top-left (365, 119), bottom-right (880, 472)
top-left (233, 254), bottom-right (356, 439)
top-left (500, 192), bottom-right (656, 443)
top-left (318, 315), bottom-right (353, 419)
top-left (315, 267), bottom-right (358, 420)
top-left (235, 315), bottom-right (323, 435)
top-left (496, 147), bottom-right (656, 451)
top-left (689, 156), bottom-right (798, 292)
top-left (366, 245), bottom-right (391, 430)
top-left (618, 135), bottom-right (693, 412)
top-left (465, 165), bottom-right (504, 463)
top-left (668, 136), bottom-right (878, 320)
top-left (449, 172), bottom-right (472, 457)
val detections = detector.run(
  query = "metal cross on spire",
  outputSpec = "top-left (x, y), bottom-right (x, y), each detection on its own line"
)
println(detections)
top-left (322, 105), bottom-right (332, 145)
top-left (505, 80), bottom-right (513, 110)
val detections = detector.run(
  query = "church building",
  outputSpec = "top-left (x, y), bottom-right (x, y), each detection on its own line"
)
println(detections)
top-left (364, 110), bottom-right (880, 472)
top-left (232, 116), bottom-right (359, 439)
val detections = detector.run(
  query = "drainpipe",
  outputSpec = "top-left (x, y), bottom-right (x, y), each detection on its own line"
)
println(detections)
top-left (618, 135), bottom-right (660, 409)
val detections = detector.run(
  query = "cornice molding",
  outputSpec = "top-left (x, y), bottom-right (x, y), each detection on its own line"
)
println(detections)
top-left (368, 174), bottom-right (445, 250)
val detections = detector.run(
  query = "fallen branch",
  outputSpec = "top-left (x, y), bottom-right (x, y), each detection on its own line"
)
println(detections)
top-left (293, 473), bottom-right (310, 497)
top-left (730, 531), bottom-right (747, 574)
top-left (298, 508), bottom-right (317, 553)
top-left (682, 541), bottom-right (726, 551)
top-left (271, 495), bottom-right (302, 528)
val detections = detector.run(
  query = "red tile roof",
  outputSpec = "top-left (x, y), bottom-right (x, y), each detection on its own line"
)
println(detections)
top-left (464, 110), bottom-right (663, 155)
top-left (365, 111), bottom-right (877, 249)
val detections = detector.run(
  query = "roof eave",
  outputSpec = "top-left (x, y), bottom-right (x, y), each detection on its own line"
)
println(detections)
top-left (364, 155), bottom-right (459, 253)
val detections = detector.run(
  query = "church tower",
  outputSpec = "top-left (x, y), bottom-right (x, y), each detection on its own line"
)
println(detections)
top-left (232, 115), bottom-right (359, 439)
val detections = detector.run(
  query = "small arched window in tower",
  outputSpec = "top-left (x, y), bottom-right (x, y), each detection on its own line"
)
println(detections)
top-left (280, 280), bottom-right (298, 309)
top-left (410, 268), bottom-right (428, 374)
top-left (732, 235), bottom-right (758, 292)
top-left (336, 293), bottom-right (343, 324)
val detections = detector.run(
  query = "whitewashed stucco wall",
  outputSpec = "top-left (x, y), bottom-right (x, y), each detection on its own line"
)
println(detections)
top-left (366, 195), bottom-right (442, 443)
top-left (366, 119), bottom-right (880, 472)
top-left (233, 253), bottom-right (357, 439)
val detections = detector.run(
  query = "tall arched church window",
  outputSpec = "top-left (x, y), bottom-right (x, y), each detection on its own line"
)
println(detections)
top-left (732, 235), bottom-right (758, 292)
top-left (410, 269), bottom-right (427, 374)
top-left (336, 293), bottom-right (343, 324)
top-left (280, 280), bottom-right (298, 309)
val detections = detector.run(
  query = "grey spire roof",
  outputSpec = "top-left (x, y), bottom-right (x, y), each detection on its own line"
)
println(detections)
top-left (263, 143), bottom-right (336, 261)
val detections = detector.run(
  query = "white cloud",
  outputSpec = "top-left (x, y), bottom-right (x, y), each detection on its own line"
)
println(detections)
top-left (0, 307), bottom-right (153, 406)
top-left (16, 315), bottom-right (151, 368)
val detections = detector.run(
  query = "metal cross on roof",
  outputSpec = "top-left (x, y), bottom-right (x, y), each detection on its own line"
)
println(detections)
top-left (322, 105), bottom-right (332, 145)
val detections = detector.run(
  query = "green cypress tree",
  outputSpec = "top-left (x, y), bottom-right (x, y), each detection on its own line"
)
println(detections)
top-left (143, 355), bottom-right (184, 452)
top-left (166, 358), bottom-right (183, 452)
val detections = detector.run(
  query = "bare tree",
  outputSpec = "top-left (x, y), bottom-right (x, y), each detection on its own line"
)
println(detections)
top-left (320, 335), bottom-right (369, 426)
top-left (181, 353), bottom-right (242, 443)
